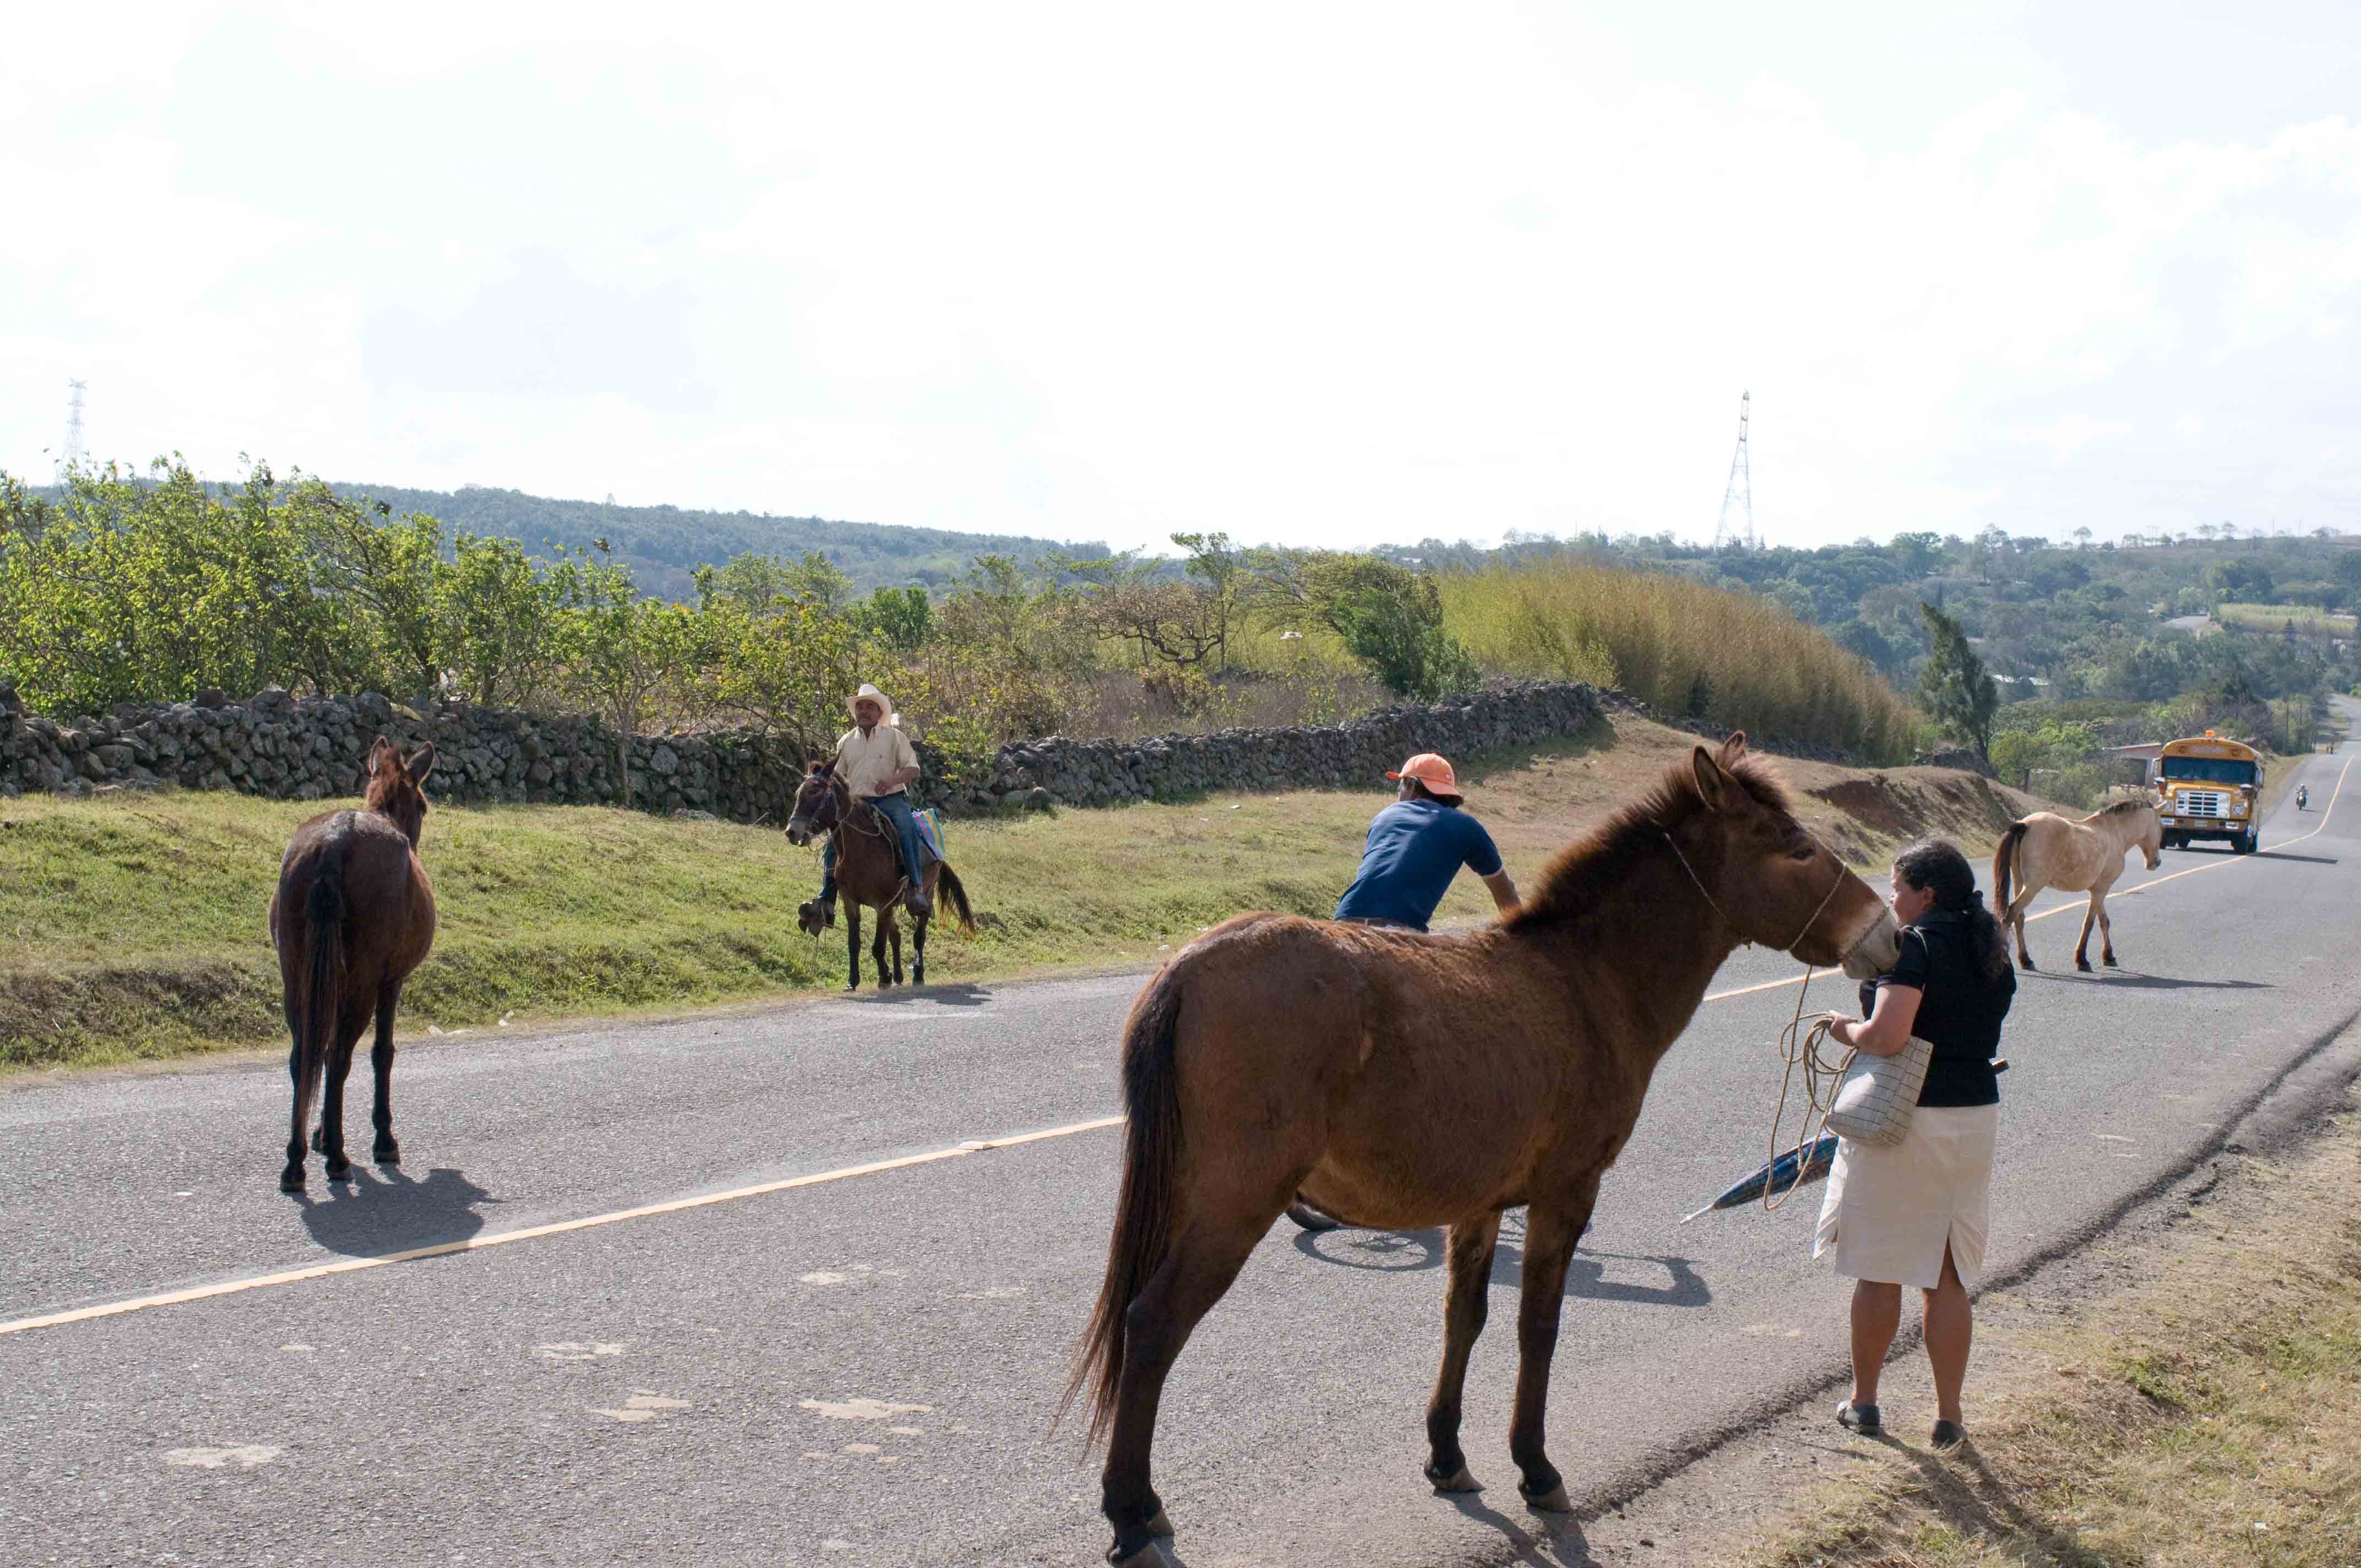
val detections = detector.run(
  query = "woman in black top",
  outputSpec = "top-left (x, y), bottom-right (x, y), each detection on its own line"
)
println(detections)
top-left (1815, 839), bottom-right (2016, 1452)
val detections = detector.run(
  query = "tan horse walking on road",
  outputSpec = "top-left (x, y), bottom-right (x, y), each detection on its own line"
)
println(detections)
top-left (785, 761), bottom-right (975, 990)
top-left (1991, 799), bottom-right (2163, 973)
top-left (1064, 736), bottom-right (1901, 1567)
top-left (270, 738), bottom-right (439, 1192)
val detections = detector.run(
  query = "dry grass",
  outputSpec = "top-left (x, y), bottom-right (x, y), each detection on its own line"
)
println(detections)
top-left (1749, 1092), bottom-right (2361, 1568)
top-left (1439, 558), bottom-right (1925, 761)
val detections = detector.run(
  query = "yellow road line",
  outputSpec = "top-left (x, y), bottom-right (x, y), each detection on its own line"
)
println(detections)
top-left (9, 756), bottom-right (2347, 1336)
top-left (1701, 754), bottom-right (2351, 1004)
top-left (0, 1115), bottom-right (1123, 1338)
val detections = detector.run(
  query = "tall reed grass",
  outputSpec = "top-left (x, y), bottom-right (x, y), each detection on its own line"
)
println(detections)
top-left (1439, 559), bottom-right (1925, 761)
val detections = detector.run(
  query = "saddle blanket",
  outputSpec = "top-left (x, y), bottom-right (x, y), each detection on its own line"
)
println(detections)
top-left (914, 807), bottom-right (945, 864)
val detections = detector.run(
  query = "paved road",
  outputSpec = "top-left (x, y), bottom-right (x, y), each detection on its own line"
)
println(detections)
top-left (5, 737), bottom-right (2358, 1568)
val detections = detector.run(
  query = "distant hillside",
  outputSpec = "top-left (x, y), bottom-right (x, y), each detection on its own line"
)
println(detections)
top-left (325, 482), bottom-right (1106, 601)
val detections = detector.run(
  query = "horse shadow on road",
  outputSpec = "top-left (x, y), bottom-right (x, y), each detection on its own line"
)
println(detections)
top-left (293, 1166), bottom-right (501, 1259)
top-left (2254, 850), bottom-right (2338, 864)
top-left (831, 982), bottom-right (992, 1009)
top-left (2032, 971), bottom-right (2273, 992)
top-left (1438, 1489), bottom-right (1596, 1567)
top-left (1291, 1221), bottom-right (1711, 1308)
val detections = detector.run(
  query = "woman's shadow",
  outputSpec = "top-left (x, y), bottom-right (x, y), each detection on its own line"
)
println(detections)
top-left (293, 1166), bottom-right (500, 1259)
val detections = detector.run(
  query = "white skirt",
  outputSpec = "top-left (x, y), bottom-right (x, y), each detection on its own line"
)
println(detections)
top-left (1814, 1102), bottom-right (1998, 1290)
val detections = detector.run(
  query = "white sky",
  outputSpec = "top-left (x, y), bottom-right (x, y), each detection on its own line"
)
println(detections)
top-left (5, 3), bottom-right (2357, 555)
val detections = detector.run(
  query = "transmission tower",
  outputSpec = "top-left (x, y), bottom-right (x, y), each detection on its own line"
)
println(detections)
top-left (1713, 389), bottom-right (1754, 549)
top-left (59, 379), bottom-right (89, 482)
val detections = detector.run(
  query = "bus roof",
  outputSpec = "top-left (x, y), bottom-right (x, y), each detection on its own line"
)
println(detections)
top-left (2158, 734), bottom-right (2262, 761)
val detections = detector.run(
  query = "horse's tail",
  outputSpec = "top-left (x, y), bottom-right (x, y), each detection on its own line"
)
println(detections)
top-left (1992, 820), bottom-right (2028, 918)
top-left (290, 869), bottom-right (347, 1148)
top-left (934, 862), bottom-right (976, 934)
top-left (1060, 962), bottom-right (1188, 1443)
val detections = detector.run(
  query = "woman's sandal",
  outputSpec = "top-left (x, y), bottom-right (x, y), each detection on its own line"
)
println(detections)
top-left (1930, 1420), bottom-right (1968, 1452)
top-left (1836, 1400), bottom-right (1882, 1436)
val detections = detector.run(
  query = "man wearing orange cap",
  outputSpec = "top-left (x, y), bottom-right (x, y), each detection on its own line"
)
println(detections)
top-left (1331, 752), bottom-right (1518, 932)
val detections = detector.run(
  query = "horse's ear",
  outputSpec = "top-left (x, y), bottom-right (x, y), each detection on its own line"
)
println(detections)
top-left (1693, 744), bottom-right (1737, 813)
top-left (405, 744), bottom-right (437, 786)
top-left (367, 735), bottom-right (396, 771)
top-left (806, 759), bottom-right (825, 775)
top-left (1716, 731), bottom-right (1748, 766)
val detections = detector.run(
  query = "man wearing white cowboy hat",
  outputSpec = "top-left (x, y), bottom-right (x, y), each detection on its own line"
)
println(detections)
top-left (809, 683), bottom-right (932, 921)
top-left (1331, 752), bottom-right (1518, 932)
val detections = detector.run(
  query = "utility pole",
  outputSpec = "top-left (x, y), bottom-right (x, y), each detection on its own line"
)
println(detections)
top-left (59, 379), bottom-right (88, 483)
top-left (1713, 390), bottom-right (1754, 549)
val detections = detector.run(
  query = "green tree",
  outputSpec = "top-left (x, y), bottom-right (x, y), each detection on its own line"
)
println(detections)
top-left (855, 586), bottom-right (933, 653)
top-left (548, 546), bottom-right (710, 807)
top-left (1242, 548), bottom-right (1478, 700)
top-left (699, 600), bottom-right (881, 763)
top-left (1918, 601), bottom-right (1999, 761)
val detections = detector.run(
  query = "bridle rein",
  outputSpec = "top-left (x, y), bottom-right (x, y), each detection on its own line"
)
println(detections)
top-left (1660, 827), bottom-right (1867, 967)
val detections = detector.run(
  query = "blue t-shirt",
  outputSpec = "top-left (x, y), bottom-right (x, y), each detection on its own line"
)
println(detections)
top-left (1332, 800), bottom-right (1503, 932)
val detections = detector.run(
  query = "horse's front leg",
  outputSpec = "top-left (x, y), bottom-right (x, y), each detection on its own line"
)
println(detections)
top-left (1424, 1211), bottom-right (1502, 1493)
top-left (885, 917), bottom-right (905, 986)
top-left (911, 910), bottom-right (928, 987)
top-left (844, 904), bottom-right (863, 992)
top-left (2092, 879), bottom-right (2120, 967)
top-left (370, 982), bottom-right (404, 1165)
top-left (872, 917), bottom-right (894, 988)
top-left (1509, 1180), bottom-right (1598, 1513)
top-left (2074, 892), bottom-right (2101, 972)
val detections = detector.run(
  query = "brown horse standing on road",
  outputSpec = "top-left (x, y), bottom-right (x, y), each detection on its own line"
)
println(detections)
top-left (1065, 735), bottom-right (1901, 1566)
top-left (785, 761), bottom-right (973, 990)
top-left (270, 738), bottom-right (438, 1192)
top-left (1991, 799), bottom-right (2162, 972)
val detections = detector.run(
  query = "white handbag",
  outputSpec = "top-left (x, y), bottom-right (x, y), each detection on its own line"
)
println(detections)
top-left (1826, 1035), bottom-right (1936, 1147)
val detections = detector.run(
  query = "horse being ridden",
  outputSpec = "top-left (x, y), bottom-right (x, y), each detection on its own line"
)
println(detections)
top-left (1064, 736), bottom-right (1900, 1567)
top-left (1990, 799), bottom-right (2162, 972)
top-left (786, 761), bottom-right (974, 990)
top-left (270, 737), bottom-right (438, 1191)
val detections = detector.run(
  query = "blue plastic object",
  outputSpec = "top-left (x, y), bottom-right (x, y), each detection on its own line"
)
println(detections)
top-left (1681, 1134), bottom-right (1840, 1222)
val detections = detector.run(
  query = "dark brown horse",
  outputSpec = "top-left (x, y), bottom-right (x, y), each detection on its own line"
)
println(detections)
top-left (784, 761), bottom-right (974, 990)
top-left (1065, 736), bottom-right (1900, 1565)
top-left (269, 737), bottom-right (438, 1192)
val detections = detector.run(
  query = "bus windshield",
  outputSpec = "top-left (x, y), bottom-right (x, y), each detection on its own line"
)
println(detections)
top-left (2160, 756), bottom-right (2258, 786)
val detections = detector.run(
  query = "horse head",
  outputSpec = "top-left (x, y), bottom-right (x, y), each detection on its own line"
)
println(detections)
top-left (1683, 733), bottom-right (1899, 979)
top-left (785, 760), bottom-right (846, 847)
top-left (2133, 801), bottom-right (2163, 869)
top-left (363, 736), bottom-right (436, 847)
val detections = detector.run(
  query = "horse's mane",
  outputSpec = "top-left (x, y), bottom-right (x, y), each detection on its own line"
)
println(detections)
top-left (1509, 748), bottom-right (1796, 930)
top-left (2098, 798), bottom-right (2152, 818)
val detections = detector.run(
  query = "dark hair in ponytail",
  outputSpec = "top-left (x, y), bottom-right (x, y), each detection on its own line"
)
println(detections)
top-left (1894, 838), bottom-right (2012, 984)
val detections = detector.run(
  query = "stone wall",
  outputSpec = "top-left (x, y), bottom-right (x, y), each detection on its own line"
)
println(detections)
top-left (0, 679), bottom-right (1609, 820)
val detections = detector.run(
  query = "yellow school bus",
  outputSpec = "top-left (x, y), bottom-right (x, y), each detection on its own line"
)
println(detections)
top-left (2153, 732), bottom-right (2264, 853)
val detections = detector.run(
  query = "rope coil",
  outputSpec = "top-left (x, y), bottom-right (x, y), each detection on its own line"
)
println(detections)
top-left (1761, 967), bottom-right (1854, 1212)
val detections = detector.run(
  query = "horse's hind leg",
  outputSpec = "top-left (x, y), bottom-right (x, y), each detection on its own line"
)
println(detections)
top-left (871, 917), bottom-right (894, 989)
top-left (911, 911), bottom-right (927, 987)
top-left (843, 905), bottom-right (863, 992)
top-left (2074, 895), bottom-right (2100, 972)
top-left (370, 981), bottom-right (404, 1165)
top-left (885, 917), bottom-right (905, 986)
top-left (2095, 890), bottom-right (2118, 968)
top-left (1425, 1211), bottom-right (1503, 1493)
top-left (1509, 1178), bottom-right (1600, 1513)
top-left (2006, 891), bottom-right (2038, 970)
top-left (1101, 1217), bottom-right (1267, 1565)
top-left (315, 1004), bottom-right (370, 1180)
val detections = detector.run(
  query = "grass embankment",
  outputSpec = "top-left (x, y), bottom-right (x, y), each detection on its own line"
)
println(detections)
top-left (2213, 602), bottom-right (2358, 636)
top-left (1, 714), bottom-right (2040, 1070)
top-left (1439, 558), bottom-right (1924, 762)
top-left (1746, 1086), bottom-right (2361, 1567)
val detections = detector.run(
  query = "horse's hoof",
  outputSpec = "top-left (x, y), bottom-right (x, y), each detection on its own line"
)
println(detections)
top-left (373, 1143), bottom-right (400, 1166)
top-left (2075, 959), bottom-right (2095, 973)
top-left (1105, 1531), bottom-right (1164, 1567)
top-left (2020, 957), bottom-right (2036, 971)
top-left (1145, 1508), bottom-right (1174, 1538)
top-left (2103, 956), bottom-right (2119, 969)
top-left (1427, 1462), bottom-right (1481, 1493)
top-left (279, 1167), bottom-right (305, 1193)
top-left (323, 1160), bottom-right (353, 1183)
top-left (1519, 1479), bottom-right (1572, 1513)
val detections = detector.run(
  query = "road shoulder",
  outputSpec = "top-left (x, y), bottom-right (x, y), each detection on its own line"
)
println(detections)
top-left (1560, 1026), bottom-right (2361, 1567)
